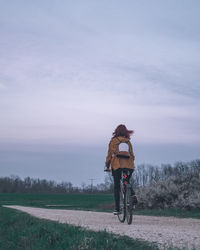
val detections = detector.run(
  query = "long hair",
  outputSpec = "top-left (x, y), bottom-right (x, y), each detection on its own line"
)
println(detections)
top-left (112, 124), bottom-right (134, 139)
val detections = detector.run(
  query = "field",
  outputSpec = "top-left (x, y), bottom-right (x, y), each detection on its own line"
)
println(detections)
top-left (0, 193), bottom-right (114, 211)
top-left (1, 193), bottom-right (200, 219)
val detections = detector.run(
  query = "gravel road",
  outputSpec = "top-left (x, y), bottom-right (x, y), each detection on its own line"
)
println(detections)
top-left (4, 205), bottom-right (200, 249)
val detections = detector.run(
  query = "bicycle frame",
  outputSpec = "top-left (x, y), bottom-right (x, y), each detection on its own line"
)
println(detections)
top-left (117, 169), bottom-right (133, 224)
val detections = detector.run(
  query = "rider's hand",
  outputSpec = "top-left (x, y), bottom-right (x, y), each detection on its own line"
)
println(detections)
top-left (105, 160), bottom-right (111, 168)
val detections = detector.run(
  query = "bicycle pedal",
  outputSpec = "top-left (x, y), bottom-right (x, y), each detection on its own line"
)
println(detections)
top-left (113, 211), bottom-right (121, 215)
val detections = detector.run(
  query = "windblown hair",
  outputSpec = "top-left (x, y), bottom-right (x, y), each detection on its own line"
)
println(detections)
top-left (112, 124), bottom-right (134, 139)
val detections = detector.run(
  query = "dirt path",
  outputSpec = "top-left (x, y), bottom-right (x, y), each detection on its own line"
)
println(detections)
top-left (4, 205), bottom-right (200, 249)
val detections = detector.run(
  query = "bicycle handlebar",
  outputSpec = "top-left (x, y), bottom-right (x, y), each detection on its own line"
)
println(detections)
top-left (104, 168), bottom-right (111, 172)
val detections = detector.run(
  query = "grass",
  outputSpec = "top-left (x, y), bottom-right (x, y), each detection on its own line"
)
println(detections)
top-left (0, 206), bottom-right (159, 250)
top-left (133, 208), bottom-right (200, 219)
top-left (0, 193), bottom-right (114, 211)
top-left (0, 193), bottom-right (200, 219)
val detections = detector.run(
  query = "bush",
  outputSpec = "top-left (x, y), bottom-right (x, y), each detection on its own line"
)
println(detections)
top-left (135, 160), bottom-right (200, 210)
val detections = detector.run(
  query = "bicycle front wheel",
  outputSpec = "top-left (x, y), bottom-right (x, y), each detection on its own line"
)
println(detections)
top-left (117, 185), bottom-right (126, 223)
top-left (126, 185), bottom-right (133, 224)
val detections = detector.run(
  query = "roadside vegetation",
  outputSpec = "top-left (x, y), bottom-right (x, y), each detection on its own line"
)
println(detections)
top-left (0, 207), bottom-right (158, 250)
top-left (133, 159), bottom-right (200, 211)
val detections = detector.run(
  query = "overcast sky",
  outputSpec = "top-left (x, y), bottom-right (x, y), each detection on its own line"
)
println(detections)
top-left (0, 0), bottom-right (200, 186)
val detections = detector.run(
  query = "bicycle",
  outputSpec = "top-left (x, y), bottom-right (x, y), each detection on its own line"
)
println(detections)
top-left (104, 168), bottom-right (136, 225)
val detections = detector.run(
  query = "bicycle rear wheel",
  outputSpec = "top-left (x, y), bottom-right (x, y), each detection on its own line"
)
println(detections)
top-left (126, 185), bottom-right (133, 224)
top-left (117, 185), bottom-right (126, 223)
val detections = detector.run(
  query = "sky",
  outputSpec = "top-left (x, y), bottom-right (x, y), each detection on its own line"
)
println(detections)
top-left (0, 0), bottom-right (200, 186)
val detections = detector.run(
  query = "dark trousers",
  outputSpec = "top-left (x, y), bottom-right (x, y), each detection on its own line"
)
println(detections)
top-left (112, 168), bottom-right (133, 211)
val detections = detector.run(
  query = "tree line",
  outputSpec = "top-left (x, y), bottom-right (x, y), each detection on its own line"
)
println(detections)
top-left (0, 176), bottom-right (74, 193)
top-left (133, 159), bottom-right (200, 187)
top-left (0, 175), bottom-right (110, 193)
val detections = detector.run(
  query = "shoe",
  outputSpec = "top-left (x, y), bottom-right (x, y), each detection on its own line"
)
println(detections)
top-left (113, 210), bottom-right (121, 215)
top-left (132, 195), bottom-right (138, 205)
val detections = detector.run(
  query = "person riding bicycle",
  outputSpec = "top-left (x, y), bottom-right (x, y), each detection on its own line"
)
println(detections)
top-left (105, 124), bottom-right (136, 215)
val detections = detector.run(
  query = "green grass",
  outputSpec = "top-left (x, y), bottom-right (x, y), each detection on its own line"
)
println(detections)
top-left (0, 207), bottom-right (158, 250)
top-left (0, 193), bottom-right (200, 219)
top-left (133, 208), bottom-right (200, 219)
top-left (0, 193), bottom-right (114, 211)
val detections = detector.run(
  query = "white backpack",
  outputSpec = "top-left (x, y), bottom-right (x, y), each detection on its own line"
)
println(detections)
top-left (115, 138), bottom-right (131, 159)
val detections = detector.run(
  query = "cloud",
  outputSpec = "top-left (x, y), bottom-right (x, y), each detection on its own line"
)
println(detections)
top-left (0, 81), bottom-right (199, 146)
top-left (0, 0), bottom-right (199, 147)
top-left (0, 83), bottom-right (6, 90)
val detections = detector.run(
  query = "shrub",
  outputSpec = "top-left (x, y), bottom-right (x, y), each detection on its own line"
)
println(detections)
top-left (135, 160), bottom-right (200, 210)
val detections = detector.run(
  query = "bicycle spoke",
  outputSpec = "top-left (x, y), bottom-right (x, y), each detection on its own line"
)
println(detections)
top-left (126, 186), bottom-right (133, 224)
top-left (117, 185), bottom-right (126, 223)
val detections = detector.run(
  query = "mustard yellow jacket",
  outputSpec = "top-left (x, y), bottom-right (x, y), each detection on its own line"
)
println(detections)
top-left (105, 136), bottom-right (135, 171)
